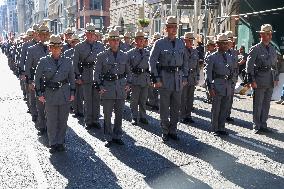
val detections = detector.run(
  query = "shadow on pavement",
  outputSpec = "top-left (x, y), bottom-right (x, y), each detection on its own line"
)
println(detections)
top-left (49, 128), bottom-right (121, 189)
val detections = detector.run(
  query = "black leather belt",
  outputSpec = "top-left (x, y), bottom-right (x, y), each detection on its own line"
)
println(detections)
top-left (161, 66), bottom-right (182, 73)
top-left (214, 74), bottom-right (232, 80)
top-left (46, 79), bottom-right (69, 89)
top-left (81, 62), bottom-right (94, 67)
top-left (132, 68), bottom-right (149, 74)
top-left (103, 73), bottom-right (126, 81)
top-left (256, 66), bottom-right (272, 72)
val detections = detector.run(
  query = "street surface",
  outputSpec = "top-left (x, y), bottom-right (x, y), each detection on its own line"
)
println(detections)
top-left (0, 52), bottom-right (283, 188)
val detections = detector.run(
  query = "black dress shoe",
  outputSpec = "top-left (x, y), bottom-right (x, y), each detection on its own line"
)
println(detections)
top-left (259, 128), bottom-right (272, 133)
top-left (131, 118), bottom-right (138, 125)
top-left (253, 129), bottom-right (262, 134)
top-left (85, 124), bottom-right (93, 130)
top-left (169, 134), bottom-right (179, 141)
top-left (38, 128), bottom-right (46, 136)
top-left (112, 139), bottom-right (124, 145)
top-left (212, 131), bottom-right (221, 136)
top-left (105, 141), bottom-right (113, 147)
top-left (49, 145), bottom-right (57, 154)
top-left (219, 131), bottom-right (229, 135)
top-left (32, 115), bottom-right (38, 122)
top-left (73, 113), bottom-right (84, 118)
top-left (27, 109), bottom-right (31, 114)
top-left (139, 118), bottom-right (148, 125)
top-left (92, 122), bottom-right (101, 129)
top-left (151, 106), bottom-right (159, 111)
top-left (56, 144), bottom-right (66, 152)
top-left (226, 117), bottom-right (234, 122)
top-left (162, 134), bottom-right (169, 142)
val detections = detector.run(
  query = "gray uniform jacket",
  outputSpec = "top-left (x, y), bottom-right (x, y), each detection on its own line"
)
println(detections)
top-left (19, 40), bottom-right (37, 74)
top-left (73, 40), bottom-right (105, 83)
top-left (64, 48), bottom-right (75, 59)
top-left (62, 43), bottom-right (72, 53)
top-left (205, 51), bottom-right (234, 96)
top-left (25, 43), bottom-right (49, 83)
top-left (185, 47), bottom-right (199, 85)
top-left (228, 48), bottom-right (239, 83)
top-left (127, 47), bottom-right (151, 87)
top-left (35, 55), bottom-right (75, 106)
top-left (94, 49), bottom-right (131, 100)
top-left (149, 37), bottom-right (189, 91)
top-left (120, 42), bottom-right (133, 52)
top-left (246, 42), bottom-right (278, 88)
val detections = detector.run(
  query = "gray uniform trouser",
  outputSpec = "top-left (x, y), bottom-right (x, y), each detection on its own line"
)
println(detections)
top-left (148, 86), bottom-right (159, 107)
top-left (211, 95), bottom-right (230, 132)
top-left (253, 87), bottom-right (273, 130)
top-left (36, 99), bottom-right (46, 129)
top-left (82, 83), bottom-right (100, 125)
top-left (29, 90), bottom-right (37, 117)
top-left (227, 83), bottom-right (236, 118)
top-left (159, 88), bottom-right (182, 135)
top-left (180, 84), bottom-right (195, 119)
top-left (45, 103), bottom-right (70, 146)
top-left (73, 83), bottom-right (84, 114)
top-left (130, 85), bottom-right (148, 119)
top-left (103, 99), bottom-right (124, 140)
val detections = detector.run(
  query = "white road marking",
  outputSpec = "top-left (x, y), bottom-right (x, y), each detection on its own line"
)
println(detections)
top-left (229, 134), bottom-right (274, 153)
top-left (26, 144), bottom-right (49, 189)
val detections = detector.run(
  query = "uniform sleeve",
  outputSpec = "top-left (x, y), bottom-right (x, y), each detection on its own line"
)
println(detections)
top-left (94, 54), bottom-right (103, 89)
top-left (205, 55), bottom-right (214, 90)
top-left (246, 47), bottom-right (257, 82)
top-left (34, 60), bottom-right (44, 97)
top-left (19, 44), bottom-right (27, 74)
top-left (149, 41), bottom-right (161, 83)
top-left (196, 51), bottom-right (200, 81)
top-left (182, 48), bottom-right (189, 82)
top-left (25, 48), bottom-right (34, 84)
top-left (68, 61), bottom-right (76, 96)
top-left (125, 54), bottom-right (132, 84)
top-left (73, 45), bottom-right (81, 79)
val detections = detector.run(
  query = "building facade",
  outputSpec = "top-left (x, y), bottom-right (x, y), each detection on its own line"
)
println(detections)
top-left (6, 0), bottom-right (18, 33)
top-left (76, 0), bottom-right (110, 32)
top-left (110, 0), bottom-right (149, 33)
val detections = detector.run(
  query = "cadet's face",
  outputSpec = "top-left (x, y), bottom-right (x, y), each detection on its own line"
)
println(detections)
top-left (135, 37), bottom-right (144, 48)
top-left (49, 46), bottom-right (62, 58)
top-left (144, 38), bottom-right (148, 47)
top-left (70, 40), bottom-right (80, 48)
top-left (38, 32), bottom-right (50, 42)
top-left (184, 39), bottom-right (194, 48)
top-left (86, 32), bottom-right (97, 42)
top-left (166, 25), bottom-right (177, 36)
top-left (260, 32), bottom-right (272, 43)
top-left (64, 33), bottom-right (73, 41)
top-left (217, 42), bottom-right (229, 52)
top-left (207, 44), bottom-right (215, 52)
top-left (108, 38), bottom-right (120, 50)
top-left (124, 37), bottom-right (131, 43)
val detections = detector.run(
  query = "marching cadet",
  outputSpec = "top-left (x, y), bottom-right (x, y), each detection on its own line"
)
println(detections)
top-left (205, 33), bottom-right (234, 136)
top-left (94, 29), bottom-right (131, 147)
top-left (119, 32), bottom-right (133, 52)
top-left (73, 23), bottom-right (105, 130)
top-left (62, 27), bottom-right (75, 53)
top-left (26, 24), bottom-right (51, 134)
top-left (180, 32), bottom-right (199, 124)
top-left (127, 31), bottom-right (151, 125)
top-left (225, 31), bottom-right (238, 122)
top-left (147, 32), bottom-right (161, 111)
top-left (20, 25), bottom-right (39, 114)
top-left (149, 16), bottom-right (189, 142)
top-left (203, 39), bottom-right (216, 104)
top-left (64, 34), bottom-right (84, 118)
top-left (35, 35), bottom-right (75, 153)
top-left (246, 24), bottom-right (278, 134)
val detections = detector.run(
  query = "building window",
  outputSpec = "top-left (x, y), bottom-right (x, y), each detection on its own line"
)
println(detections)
top-left (80, 16), bottom-right (84, 28)
top-left (90, 16), bottom-right (103, 30)
top-left (79, 0), bottom-right (84, 11)
top-left (154, 19), bottom-right (161, 33)
top-left (90, 0), bottom-right (102, 10)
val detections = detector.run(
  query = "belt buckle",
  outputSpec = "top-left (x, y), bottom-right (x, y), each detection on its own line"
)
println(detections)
top-left (58, 82), bottom-right (63, 87)
top-left (224, 75), bottom-right (229, 80)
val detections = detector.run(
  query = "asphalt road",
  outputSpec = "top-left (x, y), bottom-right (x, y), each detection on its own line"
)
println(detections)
top-left (0, 52), bottom-right (283, 189)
